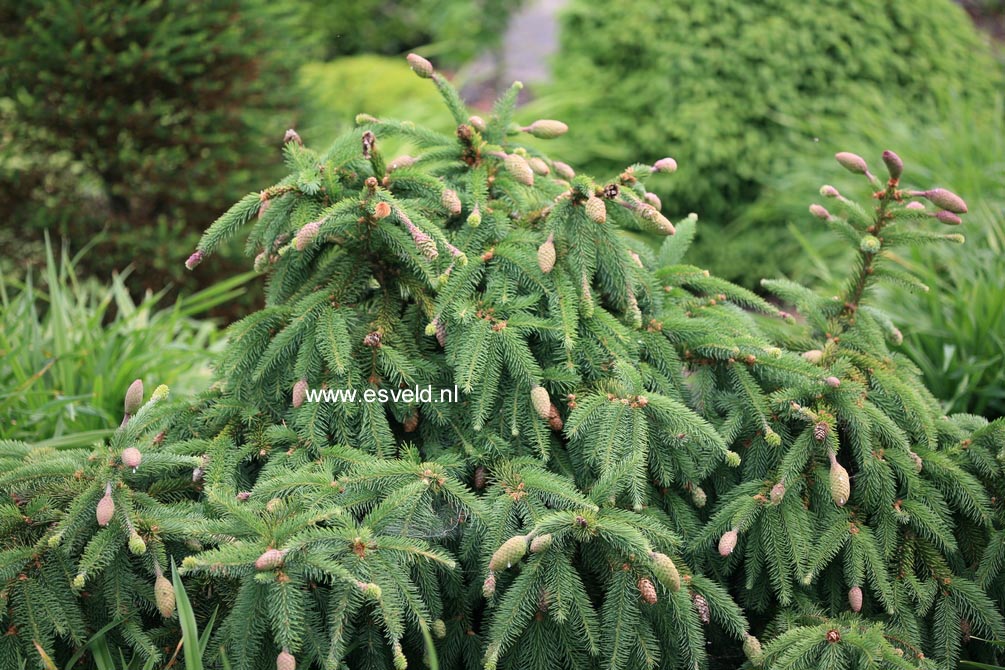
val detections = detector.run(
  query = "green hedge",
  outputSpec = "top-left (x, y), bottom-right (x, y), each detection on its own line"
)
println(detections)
top-left (0, 0), bottom-right (308, 301)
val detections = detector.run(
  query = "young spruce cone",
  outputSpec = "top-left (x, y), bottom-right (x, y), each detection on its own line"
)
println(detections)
top-left (649, 552), bottom-right (681, 592)
top-left (124, 379), bottom-right (144, 416)
top-left (585, 196), bottom-right (606, 224)
top-left (530, 385), bottom-right (551, 420)
top-left (743, 634), bottom-right (764, 667)
top-left (96, 483), bottom-right (114, 526)
top-left (490, 535), bottom-right (528, 570)
top-left (691, 592), bottom-right (711, 624)
top-left (828, 450), bottom-right (850, 506)
top-left (537, 233), bottom-right (556, 273)
top-left (483, 571), bottom-right (497, 597)
top-left (638, 577), bottom-right (658, 605)
top-left (718, 528), bottom-right (739, 557)
top-left (504, 153), bottom-right (534, 186)
top-left (530, 533), bottom-right (553, 553)
top-left (255, 548), bottom-right (287, 571)
top-left (292, 379), bottom-right (308, 409)
top-left (155, 574), bottom-right (175, 618)
top-left (121, 447), bottom-right (142, 469)
top-left (277, 649), bottom-right (296, 670)
top-left (848, 585), bottom-right (863, 612)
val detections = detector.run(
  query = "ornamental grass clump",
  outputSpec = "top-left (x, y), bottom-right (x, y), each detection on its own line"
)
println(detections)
top-left (2, 56), bottom-right (1004, 670)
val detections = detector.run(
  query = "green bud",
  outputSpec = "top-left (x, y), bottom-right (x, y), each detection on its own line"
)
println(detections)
top-left (860, 235), bottom-right (881, 253)
top-left (151, 384), bottom-right (169, 402)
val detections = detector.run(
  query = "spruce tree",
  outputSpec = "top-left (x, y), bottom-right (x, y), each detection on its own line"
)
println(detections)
top-left (2, 55), bottom-right (1004, 670)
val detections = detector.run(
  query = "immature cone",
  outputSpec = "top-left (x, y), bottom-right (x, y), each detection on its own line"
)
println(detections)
top-left (467, 205), bottom-right (481, 227)
top-left (652, 157), bottom-right (677, 173)
top-left (691, 486), bottom-right (707, 508)
top-left (435, 318), bottom-right (447, 348)
top-left (905, 201), bottom-right (926, 211)
top-left (649, 552), bottom-right (681, 592)
top-left (468, 115), bottom-right (487, 132)
top-left (824, 376), bottom-right (841, 388)
top-left (725, 450), bottom-right (741, 467)
top-left (802, 349), bottom-right (823, 364)
top-left (474, 465), bottom-right (487, 489)
top-left (255, 548), bottom-right (287, 571)
top-left (638, 577), bottom-right (658, 605)
top-left (934, 210), bottom-right (962, 226)
top-left (530, 533), bottom-right (553, 553)
top-left (922, 188), bottom-right (967, 214)
top-left (848, 585), bottom-right (863, 612)
top-left (129, 531), bottom-right (146, 555)
top-left (743, 635), bottom-right (764, 666)
top-left (254, 252), bottom-right (268, 273)
top-left (292, 379), bottom-right (308, 409)
top-left (155, 574), bottom-right (175, 618)
top-left (718, 529), bottom-right (738, 557)
top-left (277, 649), bottom-right (296, 670)
top-left (490, 535), bottom-right (528, 570)
top-left (527, 157), bottom-right (550, 175)
top-left (295, 220), bottom-right (321, 251)
top-left (121, 447), bottom-right (142, 469)
top-left (809, 203), bottom-right (830, 220)
top-left (406, 53), bottom-right (434, 78)
top-left (525, 119), bottom-right (569, 139)
top-left (504, 153), bottom-right (534, 186)
top-left (881, 150), bottom-right (904, 179)
top-left (644, 192), bottom-right (662, 211)
top-left (530, 385), bottom-right (551, 420)
top-left (482, 571), bottom-right (497, 597)
top-left (554, 161), bottom-right (575, 180)
top-left (813, 421), bottom-right (830, 442)
top-left (96, 483), bottom-right (114, 526)
top-left (441, 189), bottom-right (462, 215)
top-left (283, 129), bottom-right (302, 146)
top-left (124, 379), bottom-right (144, 416)
top-left (909, 450), bottom-right (923, 473)
top-left (835, 152), bottom-right (868, 175)
top-left (393, 642), bottom-right (407, 670)
top-left (585, 196), bottom-right (606, 223)
top-left (185, 250), bottom-right (204, 270)
top-left (374, 201), bottom-right (392, 220)
top-left (151, 384), bottom-right (169, 403)
top-left (537, 233), bottom-right (556, 273)
top-left (431, 619), bottom-right (447, 639)
top-left (770, 481), bottom-right (786, 505)
top-left (828, 451), bottom-right (850, 506)
top-left (357, 581), bottom-right (382, 599)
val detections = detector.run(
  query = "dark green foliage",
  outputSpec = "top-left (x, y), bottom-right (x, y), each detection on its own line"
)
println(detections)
top-left (299, 0), bottom-right (522, 64)
top-left (544, 0), bottom-right (1001, 282)
top-left (0, 0), bottom-right (305, 299)
top-left (3, 58), bottom-right (1005, 670)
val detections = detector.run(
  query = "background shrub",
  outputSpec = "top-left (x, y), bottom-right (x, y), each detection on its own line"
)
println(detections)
top-left (298, 0), bottom-right (522, 65)
top-left (543, 0), bottom-right (1002, 282)
top-left (0, 0), bottom-right (308, 301)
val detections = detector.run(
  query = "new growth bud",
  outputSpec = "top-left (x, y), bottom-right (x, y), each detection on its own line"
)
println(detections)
top-left (124, 379), bottom-right (144, 416)
top-left (835, 152), bottom-right (868, 175)
top-left (524, 119), bottom-right (569, 139)
top-left (283, 129), bottom-right (302, 146)
top-left (652, 157), bottom-right (678, 173)
top-left (809, 204), bottom-right (830, 220)
top-left (921, 188), bottom-right (968, 214)
top-left (406, 53), bottom-right (434, 79)
top-left (881, 150), bottom-right (903, 180)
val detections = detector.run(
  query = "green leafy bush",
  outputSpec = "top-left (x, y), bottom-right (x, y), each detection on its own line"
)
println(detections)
top-left (0, 0), bottom-right (306, 297)
top-left (542, 0), bottom-right (1001, 279)
top-left (0, 240), bottom-right (246, 446)
top-left (3, 57), bottom-right (1005, 670)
